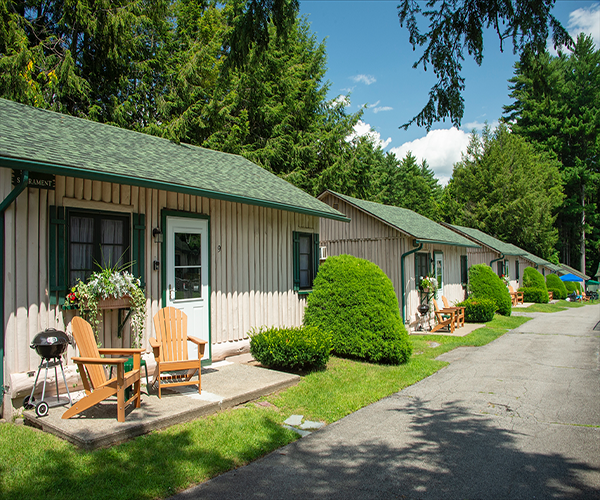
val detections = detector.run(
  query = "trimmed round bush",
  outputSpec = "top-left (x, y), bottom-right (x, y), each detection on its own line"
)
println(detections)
top-left (303, 254), bottom-right (412, 365)
top-left (522, 267), bottom-right (547, 289)
top-left (249, 325), bottom-right (332, 371)
top-left (518, 287), bottom-right (549, 304)
top-left (546, 274), bottom-right (567, 299)
top-left (468, 264), bottom-right (512, 316)
top-left (564, 281), bottom-right (583, 293)
top-left (521, 267), bottom-right (549, 302)
top-left (456, 296), bottom-right (496, 323)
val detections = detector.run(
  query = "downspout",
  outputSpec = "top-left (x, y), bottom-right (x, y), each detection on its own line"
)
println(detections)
top-left (490, 254), bottom-right (504, 269)
top-left (0, 171), bottom-right (29, 401)
top-left (401, 241), bottom-right (423, 324)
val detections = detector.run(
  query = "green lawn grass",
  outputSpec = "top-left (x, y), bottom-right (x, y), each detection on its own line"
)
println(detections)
top-left (523, 299), bottom-right (599, 313)
top-left (0, 314), bottom-right (529, 500)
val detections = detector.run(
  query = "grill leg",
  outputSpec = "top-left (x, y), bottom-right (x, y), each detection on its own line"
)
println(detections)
top-left (40, 359), bottom-right (49, 402)
top-left (58, 358), bottom-right (73, 406)
top-left (54, 362), bottom-right (60, 403)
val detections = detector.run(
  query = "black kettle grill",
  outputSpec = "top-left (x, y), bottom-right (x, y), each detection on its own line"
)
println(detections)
top-left (24, 328), bottom-right (73, 417)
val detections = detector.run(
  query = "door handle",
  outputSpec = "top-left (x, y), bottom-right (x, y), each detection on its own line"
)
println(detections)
top-left (169, 284), bottom-right (175, 300)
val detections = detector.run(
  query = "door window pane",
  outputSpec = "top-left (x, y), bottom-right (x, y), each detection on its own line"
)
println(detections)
top-left (174, 232), bottom-right (202, 299)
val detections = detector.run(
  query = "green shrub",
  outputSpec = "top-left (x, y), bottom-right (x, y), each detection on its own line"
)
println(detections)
top-left (546, 288), bottom-right (562, 300)
top-left (303, 254), bottom-right (412, 365)
top-left (249, 325), bottom-right (332, 371)
top-left (522, 267), bottom-right (547, 290)
top-left (518, 287), bottom-right (549, 303)
top-left (545, 274), bottom-right (567, 299)
top-left (468, 264), bottom-right (512, 316)
top-left (564, 281), bottom-right (583, 293)
top-left (456, 296), bottom-right (496, 323)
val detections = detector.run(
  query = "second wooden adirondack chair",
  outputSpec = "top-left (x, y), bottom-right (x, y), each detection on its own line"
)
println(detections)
top-left (63, 316), bottom-right (144, 422)
top-left (431, 299), bottom-right (456, 333)
top-left (442, 296), bottom-right (465, 328)
top-left (150, 307), bottom-right (208, 398)
top-left (508, 285), bottom-right (524, 305)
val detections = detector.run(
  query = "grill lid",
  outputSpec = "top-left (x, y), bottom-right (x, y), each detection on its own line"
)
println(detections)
top-left (31, 328), bottom-right (70, 347)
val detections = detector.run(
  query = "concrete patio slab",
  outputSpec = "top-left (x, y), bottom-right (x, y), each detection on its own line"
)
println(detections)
top-left (22, 360), bottom-right (300, 450)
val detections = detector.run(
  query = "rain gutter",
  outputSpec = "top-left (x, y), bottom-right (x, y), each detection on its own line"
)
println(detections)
top-left (401, 241), bottom-right (423, 324)
top-left (490, 254), bottom-right (504, 268)
top-left (0, 171), bottom-right (29, 400)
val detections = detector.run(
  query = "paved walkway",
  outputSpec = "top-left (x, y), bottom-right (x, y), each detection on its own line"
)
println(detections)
top-left (173, 305), bottom-right (600, 499)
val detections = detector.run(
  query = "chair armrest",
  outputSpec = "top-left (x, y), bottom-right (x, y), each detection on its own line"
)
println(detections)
top-left (98, 348), bottom-right (145, 356)
top-left (72, 356), bottom-right (129, 365)
top-left (149, 338), bottom-right (160, 348)
top-left (188, 335), bottom-right (208, 345)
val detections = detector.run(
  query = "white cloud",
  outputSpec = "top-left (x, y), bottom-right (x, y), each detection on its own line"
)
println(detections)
top-left (368, 100), bottom-right (381, 108)
top-left (549, 4), bottom-right (600, 55)
top-left (568, 4), bottom-right (600, 47)
top-left (462, 120), bottom-right (499, 133)
top-left (351, 74), bottom-right (376, 85)
top-left (389, 128), bottom-right (471, 185)
top-left (347, 120), bottom-right (392, 149)
top-left (330, 94), bottom-right (351, 108)
top-left (373, 106), bottom-right (393, 114)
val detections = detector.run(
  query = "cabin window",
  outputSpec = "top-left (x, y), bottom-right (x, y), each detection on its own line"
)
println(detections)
top-left (293, 231), bottom-right (319, 292)
top-left (497, 260), bottom-right (505, 277)
top-left (68, 211), bottom-right (130, 287)
top-left (434, 251), bottom-right (444, 295)
top-left (460, 255), bottom-right (468, 286)
top-left (504, 260), bottom-right (509, 280)
top-left (515, 260), bottom-right (520, 282)
top-left (49, 206), bottom-right (145, 305)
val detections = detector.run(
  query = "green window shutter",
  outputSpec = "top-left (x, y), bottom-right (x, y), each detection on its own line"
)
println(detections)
top-left (132, 213), bottom-right (146, 288)
top-left (293, 231), bottom-right (300, 291)
top-left (313, 233), bottom-right (320, 280)
top-left (49, 206), bottom-right (67, 305)
top-left (460, 255), bottom-right (468, 285)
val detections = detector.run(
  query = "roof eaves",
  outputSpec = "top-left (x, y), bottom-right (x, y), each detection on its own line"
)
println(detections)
top-left (1, 156), bottom-right (351, 222)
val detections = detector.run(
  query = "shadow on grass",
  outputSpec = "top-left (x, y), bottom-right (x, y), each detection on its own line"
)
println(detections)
top-left (182, 397), bottom-right (600, 499)
top-left (2, 412), bottom-right (295, 500)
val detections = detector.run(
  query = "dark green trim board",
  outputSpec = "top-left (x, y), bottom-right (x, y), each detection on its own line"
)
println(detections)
top-left (401, 241), bottom-right (423, 324)
top-left (160, 211), bottom-right (212, 363)
top-left (490, 254), bottom-right (504, 268)
top-left (1, 171), bottom-right (29, 401)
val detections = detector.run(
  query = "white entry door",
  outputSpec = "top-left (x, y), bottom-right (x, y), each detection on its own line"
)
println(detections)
top-left (166, 217), bottom-right (209, 360)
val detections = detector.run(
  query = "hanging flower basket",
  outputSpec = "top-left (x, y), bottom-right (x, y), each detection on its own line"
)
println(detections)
top-left (98, 296), bottom-right (132, 310)
top-left (66, 266), bottom-right (146, 347)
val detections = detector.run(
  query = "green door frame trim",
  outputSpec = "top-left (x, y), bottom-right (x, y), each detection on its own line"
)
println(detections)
top-left (160, 209), bottom-right (212, 365)
top-left (401, 241), bottom-right (423, 324)
top-left (0, 171), bottom-right (29, 400)
top-left (0, 157), bottom-right (350, 223)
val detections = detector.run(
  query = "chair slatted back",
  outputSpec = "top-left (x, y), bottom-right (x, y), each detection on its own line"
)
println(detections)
top-left (71, 316), bottom-right (107, 389)
top-left (508, 285), bottom-right (515, 293)
top-left (442, 296), bottom-right (451, 308)
top-left (153, 307), bottom-right (188, 362)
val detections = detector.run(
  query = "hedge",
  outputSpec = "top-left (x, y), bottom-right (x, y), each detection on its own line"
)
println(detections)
top-left (468, 264), bottom-right (512, 316)
top-left (546, 274), bottom-right (567, 299)
top-left (456, 296), bottom-right (496, 323)
top-left (249, 325), bottom-right (332, 371)
top-left (521, 267), bottom-right (549, 303)
top-left (303, 254), bottom-right (412, 365)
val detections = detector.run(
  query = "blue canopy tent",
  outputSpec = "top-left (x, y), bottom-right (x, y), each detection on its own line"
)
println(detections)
top-left (560, 273), bottom-right (584, 282)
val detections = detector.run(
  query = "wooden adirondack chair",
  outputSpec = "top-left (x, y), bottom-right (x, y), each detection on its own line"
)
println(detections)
top-left (62, 316), bottom-right (143, 422)
top-left (442, 295), bottom-right (465, 328)
top-left (508, 285), bottom-right (524, 305)
top-left (150, 307), bottom-right (208, 398)
top-left (431, 299), bottom-right (456, 333)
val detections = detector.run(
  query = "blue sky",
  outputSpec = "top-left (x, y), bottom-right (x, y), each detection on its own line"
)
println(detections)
top-left (299, 1), bottom-right (600, 184)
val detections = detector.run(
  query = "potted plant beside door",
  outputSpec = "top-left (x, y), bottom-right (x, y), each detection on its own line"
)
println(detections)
top-left (66, 262), bottom-right (147, 347)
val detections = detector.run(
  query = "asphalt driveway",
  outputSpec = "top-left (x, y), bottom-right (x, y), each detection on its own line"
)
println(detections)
top-left (173, 304), bottom-right (600, 499)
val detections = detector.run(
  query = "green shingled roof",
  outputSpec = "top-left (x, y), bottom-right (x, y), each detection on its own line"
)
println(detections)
top-left (449, 225), bottom-right (527, 256)
top-left (327, 191), bottom-right (478, 247)
top-left (0, 99), bottom-right (348, 221)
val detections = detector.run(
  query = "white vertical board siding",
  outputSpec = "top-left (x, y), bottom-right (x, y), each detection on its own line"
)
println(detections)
top-left (466, 246), bottom-right (501, 268)
top-left (3, 173), bottom-right (315, 385)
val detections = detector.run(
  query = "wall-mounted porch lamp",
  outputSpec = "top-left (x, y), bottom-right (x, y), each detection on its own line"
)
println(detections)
top-left (153, 227), bottom-right (163, 243)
